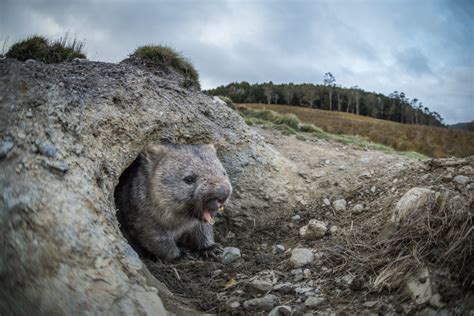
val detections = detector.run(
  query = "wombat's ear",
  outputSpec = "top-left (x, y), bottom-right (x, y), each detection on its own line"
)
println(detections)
top-left (142, 144), bottom-right (168, 165)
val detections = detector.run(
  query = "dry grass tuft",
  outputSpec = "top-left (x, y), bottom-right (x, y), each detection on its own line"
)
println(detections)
top-left (326, 190), bottom-right (473, 291)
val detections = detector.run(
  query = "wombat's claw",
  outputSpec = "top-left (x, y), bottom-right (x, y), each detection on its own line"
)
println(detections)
top-left (200, 243), bottom-right (223, 258)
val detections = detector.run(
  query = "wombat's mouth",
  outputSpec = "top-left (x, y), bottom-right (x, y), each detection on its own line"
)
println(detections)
top-left (201, 201), bottom-right (225, 225)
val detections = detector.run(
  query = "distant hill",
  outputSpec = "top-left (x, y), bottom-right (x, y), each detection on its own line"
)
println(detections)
top-left (241, 103), bottom-right (474, 158)
top-left (205, 81), bottom-right (444, 127)
top-left (448, 121), bottom-right (474, 132)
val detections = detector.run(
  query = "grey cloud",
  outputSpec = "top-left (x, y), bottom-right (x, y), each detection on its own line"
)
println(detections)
top-left (0, 0), bottom-right (472, 123)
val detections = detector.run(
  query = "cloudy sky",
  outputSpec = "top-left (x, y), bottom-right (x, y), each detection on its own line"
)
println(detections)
top-left (1, 0), bottom-right (473, 123)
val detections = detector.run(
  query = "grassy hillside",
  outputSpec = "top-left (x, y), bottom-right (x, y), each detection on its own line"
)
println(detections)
top-left (241, 103), bottom-right (474, 158)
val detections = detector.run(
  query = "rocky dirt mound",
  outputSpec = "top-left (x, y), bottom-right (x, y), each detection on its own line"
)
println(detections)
top-left (0, 59), bottom-right (312, 315)
top-left (146, 127), bottom-right (473, 315)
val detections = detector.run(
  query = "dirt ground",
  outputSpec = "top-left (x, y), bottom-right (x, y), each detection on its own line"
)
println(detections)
top-left (146, 125), bottom-right (473, 315)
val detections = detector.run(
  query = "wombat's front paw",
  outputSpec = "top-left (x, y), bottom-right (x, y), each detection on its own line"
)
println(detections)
top-left (199, 243), bottom-right (223, 258)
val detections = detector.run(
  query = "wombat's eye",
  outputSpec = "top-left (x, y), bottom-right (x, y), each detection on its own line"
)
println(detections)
top-left (183, 175), bottom-right (196, 184)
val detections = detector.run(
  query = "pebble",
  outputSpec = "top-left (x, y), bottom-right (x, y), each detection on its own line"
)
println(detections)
top-left (222, 247), bottom-right (241, 264)
top-left (304, 296), bottom-right (326, 307)
top-left (0, 140), bottom-right (14, 158)
top-left (352, 204), bottom-right (365, 214)
top-left (329, 225), bottom-right (338, 234)
top-left (38, 141), bottom-right (57, 157)
top-left (323, 198), bottom-right (331, 206)
top-left (249, 279), bottom-right (273, 292)
top-left (243, 294), bottom-right (278, 310)
top-left (370, 186), bottom-right (377, 193)
top-left (295, 287), bottom-right (313, 295)
top-left (273, 244), bottom-right (285, 253)
top-left (453, 175), bottom-right (469, 185)
top-left (268, 305), bottom-right (292, 316)
top-left (332, 199), bottom-right (347, 212)
top-left (291, 214), bottom-right (301, 221)
top-left (290, 248), bottom-right (314, 268)
top-left (273, 283), bottom-right (292, 293)
top-left (45, 160), bottom-right (69, 173)
top-left (299, 219), bottom-right (327, 239)
top-left (362, 301), bottom-right (378, 308)
top-left (303, 268), bottom-right (311, 278)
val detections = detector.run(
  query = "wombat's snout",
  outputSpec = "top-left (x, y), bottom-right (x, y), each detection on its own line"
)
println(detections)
top-left (204, 184), bottom-right (231, 209)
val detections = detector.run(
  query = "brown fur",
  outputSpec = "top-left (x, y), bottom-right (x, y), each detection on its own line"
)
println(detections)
top-left (115, 144), bottom-right (232, 262)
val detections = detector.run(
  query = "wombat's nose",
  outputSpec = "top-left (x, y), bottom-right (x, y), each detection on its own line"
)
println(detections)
top-left (206, 184), bottom-right (231, 204)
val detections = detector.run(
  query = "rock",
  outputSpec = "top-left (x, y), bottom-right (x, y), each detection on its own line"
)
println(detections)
top-left (453, 175), bottom-right (470, 185)
top-left (359, 157), bottom-right (370, 164)
top-left (0, 139), bottom-right (14, 158)
top-left (332, 199), bottom-right (347, 212)
top-left (290, 248), bottom-right (314, 268)
top-left (459, 165), bottom-right (474, 176)
top-left (37, 141), bottom-right (57, 157)
top-left (268, 305), bottom-right (292, 316)
top-left (304, 296), bottom-right (326, 307)
top-left (222, 247), bottom-right (241, 264)
top-left (404, 267), bottom-right (432, 305)
top-left (391, 188), bottom-right (435, 224)
top-left (273, 244), bottom-right (285, 253)
top-left (362, 301), bottom-right (378, 308)
top-left (303, 268), bottom-right (311, 278)
top-left (329, 225), bottom-right (338, 234)
top-left (352, 204), bottom-right (364, 214)
top-left (243, 294), bottom-right (279, 311)
top-left (249, 279), bottom-right (273, 293)
top-left (370, 186), bottom-right (376, 193)
top-left (25, 59), bottom-right (36, 63)
top-left (338, 165), bottom-right (346, 170)
top-left (323, 198), bottom-right (331, 206)
top-left (291, 214), bottom-right (301, 221)
top-left (299, 219), bottom-right (327, 239)
top-left (429, 293), bottom-right (445, 308)
top-left (44, 160), bottom-right (69, 173)
top-left (273, 283), bottom-right (293, 293)
top-left (295, 287), bottom-right (313, 295)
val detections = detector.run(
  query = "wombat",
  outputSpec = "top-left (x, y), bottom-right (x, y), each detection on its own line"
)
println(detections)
top-left (115, 143), bottom-right (232, 262)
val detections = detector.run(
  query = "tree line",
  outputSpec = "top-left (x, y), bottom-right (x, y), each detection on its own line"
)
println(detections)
top-left (205, 73), bottom-right (444, 127)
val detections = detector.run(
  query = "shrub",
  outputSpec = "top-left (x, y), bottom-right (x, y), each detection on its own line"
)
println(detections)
top-left (131, 45), bottom-right (200, 89)
top-left (5, 35), bottom-right (86, 63)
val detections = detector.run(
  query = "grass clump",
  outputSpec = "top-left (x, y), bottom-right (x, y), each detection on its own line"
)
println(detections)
top-left (241, 107), bottom-right (427, 159)
top-left (5, 34), bottom-right (86, 63)
top-left (131, 45), bottom-right (200, 89)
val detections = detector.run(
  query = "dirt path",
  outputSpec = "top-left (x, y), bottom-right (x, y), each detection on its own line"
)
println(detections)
top-left (148, 126), bottom-right (471, 315)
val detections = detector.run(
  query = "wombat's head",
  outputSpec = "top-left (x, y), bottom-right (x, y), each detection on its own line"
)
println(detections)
top-left (143, 144), bottom-right (232, 225)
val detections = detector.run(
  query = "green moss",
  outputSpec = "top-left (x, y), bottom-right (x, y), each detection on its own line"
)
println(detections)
top-left (6, 35), bottom-right (86, 63)
top-left (132, 45), bottom-right (200, 89)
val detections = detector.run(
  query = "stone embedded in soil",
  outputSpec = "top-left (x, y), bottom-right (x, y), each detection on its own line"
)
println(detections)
top-left (391, 188), bottom-right (435, 225)
top-left (268, 305), bottom-right (292, 316)
top-left (323, 198), bottom-right (331, 206)
top-left (362, 301), bottom-right (378, 308)
top-left (243, 294), bottom-right (279, 311)
top-left (291, 214), bottom-right (301, 221)
top-left (299, 219), bottom-right (327, 239)
top-left (37, 141), bottom-right (58, 157)
top-left (453, 175), bottom-right (470, 185)
top-left (222, 247), bottom-right (241, 264)
top-left (332, 199), bottom-right (347, 212)
top-left (45, 160), bottom-right (69, 173)
top-left (304, 296), bottom-right (326, 307)
top-left (329, 225), bottom-right (338, 235)
top-left (249, 279), bottom-right (273, 293)
top-left (273, 244), bottom-right (285, 253)
top-left (290, 248), bottom-right (315, 268)
top-left (404, 267), bottom-right (432, 305)
top-left (352, 204), bottom-right (365, 214)
top-left (273, 283), bottom-right (293, 293)
top-left (0, 140), bottom-right (14, 158)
